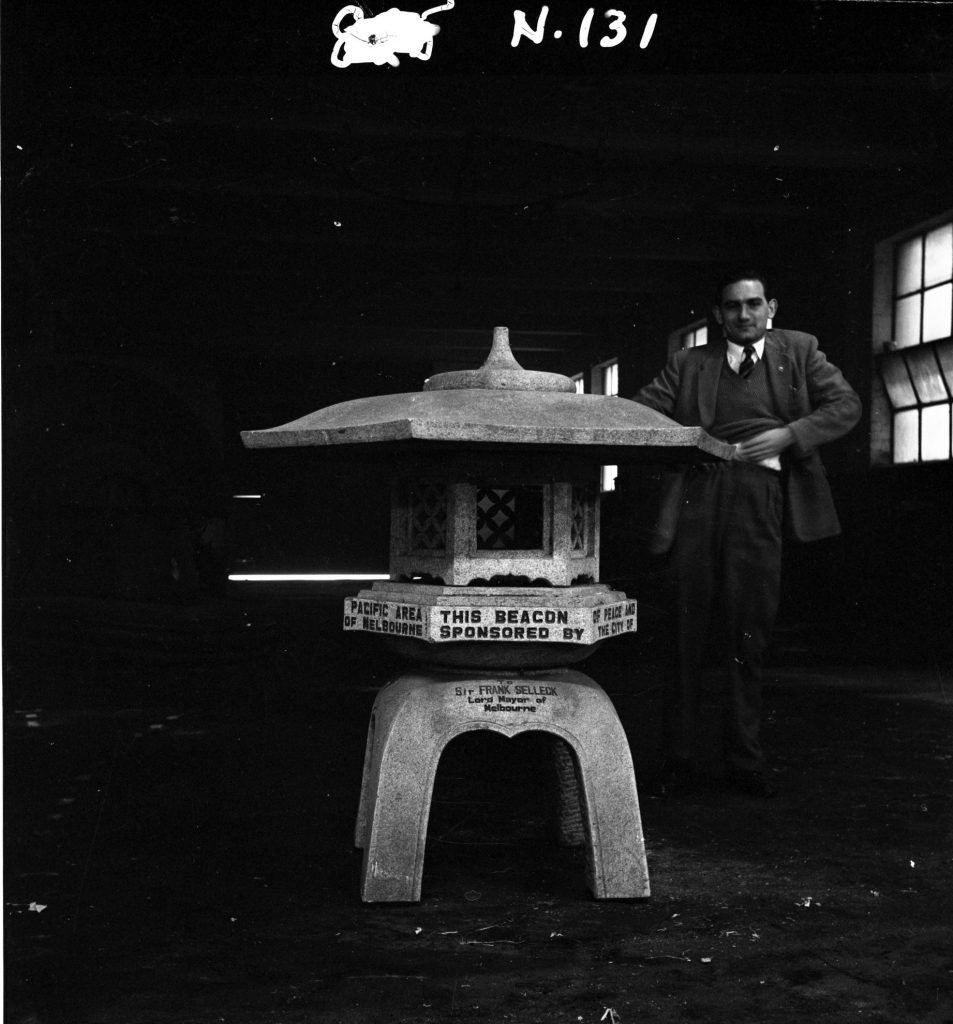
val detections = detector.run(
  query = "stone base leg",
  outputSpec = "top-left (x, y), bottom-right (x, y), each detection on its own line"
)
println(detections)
top-left (355, 668), bottom-right (650, 903)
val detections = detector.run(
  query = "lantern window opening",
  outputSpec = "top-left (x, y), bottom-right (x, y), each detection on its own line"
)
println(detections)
top-left (475, 484), bottom-right (548, 553)
top-left (571, 484), bottom-right (596, 557)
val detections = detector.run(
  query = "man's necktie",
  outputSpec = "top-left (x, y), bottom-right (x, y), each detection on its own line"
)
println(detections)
top-left (739, 345), bottom-right (756, 378)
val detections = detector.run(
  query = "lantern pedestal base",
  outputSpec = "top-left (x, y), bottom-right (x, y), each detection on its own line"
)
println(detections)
top-left (355, 667), bottom-right (650, 902)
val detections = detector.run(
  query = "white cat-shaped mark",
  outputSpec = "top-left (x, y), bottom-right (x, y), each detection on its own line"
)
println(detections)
top-left (331, 2), bottom-right (455, 67)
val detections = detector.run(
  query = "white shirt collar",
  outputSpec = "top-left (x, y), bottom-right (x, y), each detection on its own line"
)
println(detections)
top-left (725, 336), bottom-right (765, 372)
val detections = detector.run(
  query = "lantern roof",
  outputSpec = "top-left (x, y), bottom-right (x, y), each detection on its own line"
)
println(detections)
top-left (241, 327), bottom-right (734, 461)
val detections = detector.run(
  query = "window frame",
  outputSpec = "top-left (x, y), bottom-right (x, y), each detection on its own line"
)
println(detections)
top-left (591, 358), bottom-right (619, 492)
top-left (873, 210), bottom-right (953, 465)
top-left (679, 320), bottom-right (709, 351)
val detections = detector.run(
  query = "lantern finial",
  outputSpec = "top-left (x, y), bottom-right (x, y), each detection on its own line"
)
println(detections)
top-left (423, 325), bottom-right (577, 393)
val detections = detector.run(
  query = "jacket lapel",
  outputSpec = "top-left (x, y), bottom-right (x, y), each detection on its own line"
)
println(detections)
top-left (763, 332), bottom-right (793, 419)
top-left (697, 342), bottom-right (725, 428)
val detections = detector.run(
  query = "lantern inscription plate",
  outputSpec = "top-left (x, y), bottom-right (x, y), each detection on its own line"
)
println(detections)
top-left (344, 596), bottom-right (637, 644)
top-left (451, 681), bottom-right (559, 715)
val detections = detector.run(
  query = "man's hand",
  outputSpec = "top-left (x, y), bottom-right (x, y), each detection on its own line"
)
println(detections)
top-left (735, 426), bottom-right (795, 462)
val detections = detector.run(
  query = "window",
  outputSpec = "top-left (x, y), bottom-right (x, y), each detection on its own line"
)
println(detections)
top-left (873, 214), bottom-right (953, 464)
top-left (600, 360), bottom-right (619, 397)
top-left (669, 317), bottom-right (710, 355)
top-left (894, 223), bottom-right (953, 347)
top-left (571, 372), bottom-right (585, 394)
top-left (593, 358), bottom-right (619, 491)
top-left (680, 321), bottom-right (708, 349)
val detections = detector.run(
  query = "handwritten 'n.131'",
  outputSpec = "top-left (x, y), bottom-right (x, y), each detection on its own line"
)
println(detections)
top-left (511, 7), bottom-right (658, 49)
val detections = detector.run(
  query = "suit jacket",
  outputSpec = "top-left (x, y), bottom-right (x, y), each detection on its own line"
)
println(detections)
top-left (633, 329), bottom-right (862, 553)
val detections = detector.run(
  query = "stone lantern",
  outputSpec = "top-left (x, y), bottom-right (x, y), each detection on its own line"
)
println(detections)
top-left (242, 327), bottom-right (731, 902)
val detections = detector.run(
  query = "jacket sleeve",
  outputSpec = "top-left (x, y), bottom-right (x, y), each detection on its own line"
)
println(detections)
top-left (632, 349), bottom-right (683, 418)
top-left (787, 335), bottom-right (862, 457)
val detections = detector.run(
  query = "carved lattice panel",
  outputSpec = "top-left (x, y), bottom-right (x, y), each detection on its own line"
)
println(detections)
top-left (476, 486), bottom-right (543, 550)
top-left (410, 482), bottom-right (447, 550)
top-left (476, 488), bottom-right (515, 549)
top-left (571, 487), bottom-right (588, 553)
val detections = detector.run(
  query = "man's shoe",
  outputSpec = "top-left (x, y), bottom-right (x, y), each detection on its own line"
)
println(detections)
top-left (727, 768), bottom-right (777, 799)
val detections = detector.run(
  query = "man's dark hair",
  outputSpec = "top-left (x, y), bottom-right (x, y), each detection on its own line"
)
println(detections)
top-left (713, 268), bottom-right (771, 306)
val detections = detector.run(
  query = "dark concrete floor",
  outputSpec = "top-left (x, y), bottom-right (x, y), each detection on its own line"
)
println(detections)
top-left (5, 598), bottom-right (953, 1024)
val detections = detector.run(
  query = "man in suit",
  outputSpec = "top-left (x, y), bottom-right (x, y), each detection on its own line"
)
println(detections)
top-left (634, 270), bottom-right (861, 798)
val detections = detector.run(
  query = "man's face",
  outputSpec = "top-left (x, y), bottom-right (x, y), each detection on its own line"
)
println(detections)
top-left (713, 279), bottom-right (778, 345)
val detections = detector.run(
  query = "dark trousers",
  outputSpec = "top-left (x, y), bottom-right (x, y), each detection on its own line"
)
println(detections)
top-left (663, 462), bottom-right (783, 772)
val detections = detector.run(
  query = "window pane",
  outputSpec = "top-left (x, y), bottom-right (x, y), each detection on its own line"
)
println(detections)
top-left (937, 339), bottom-right (953, 393)
top-left (893, 408), bottom-right (920, 463)
top-left (603, 362), bottom-right (619, 396)
top-left (923, 282), bottom-right (952, 343)
top-left (896, 235), bottom-right (923, 295)
top-left (922, 403), bottom-right (951, 461)
top-left (880, 353), bottom-right (917, 408)
top-left (601, 465), bottom-right (618, 492)
top-left (906, 345), bottom-right (950, 404)
top-left (924, 222), bottom-right (953, 288)
top-left (683, 326), bottom-right (708, 348)
top-left (895, 293), bottom-right (922, 347)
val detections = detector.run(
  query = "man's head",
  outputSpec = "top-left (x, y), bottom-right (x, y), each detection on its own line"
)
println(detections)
top-left (712, 270), bottom-right (778, 346)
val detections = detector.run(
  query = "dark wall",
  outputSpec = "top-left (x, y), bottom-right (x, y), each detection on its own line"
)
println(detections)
top-left (4, 353), bottom-right (227, 603)
top-left (3, 344), bottom-right (427, 600)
